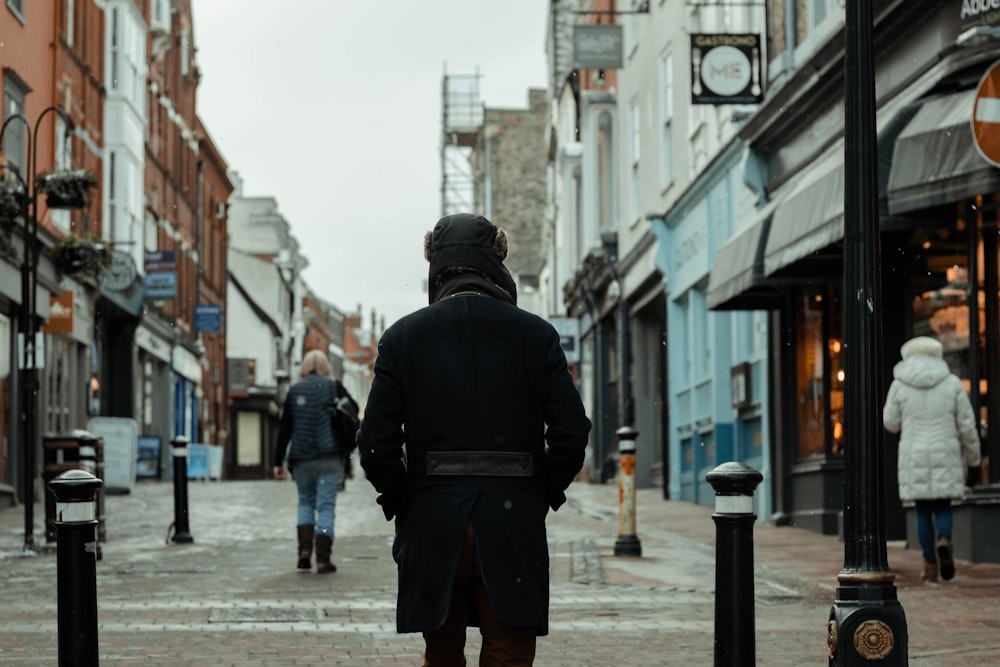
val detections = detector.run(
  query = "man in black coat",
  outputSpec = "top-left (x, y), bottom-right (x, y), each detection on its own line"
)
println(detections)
top-left (358, 213), bottom-right (591, 666)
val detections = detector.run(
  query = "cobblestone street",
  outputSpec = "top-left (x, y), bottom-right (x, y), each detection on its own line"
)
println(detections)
top-left (2, 476), bottom-right (999, 665)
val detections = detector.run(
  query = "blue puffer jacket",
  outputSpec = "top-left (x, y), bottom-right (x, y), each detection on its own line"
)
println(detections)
top-left (275, 372), bottom-right (339, 464)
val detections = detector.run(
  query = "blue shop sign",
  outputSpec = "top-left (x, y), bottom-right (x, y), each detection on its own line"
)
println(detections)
top-left (145, 272), bottom-right (176, 299)
top-left (194, 304), bottom-right (222, 333)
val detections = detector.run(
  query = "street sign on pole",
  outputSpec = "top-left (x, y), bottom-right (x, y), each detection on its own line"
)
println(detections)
top-left (972, 59), bottom-right (1000, 168)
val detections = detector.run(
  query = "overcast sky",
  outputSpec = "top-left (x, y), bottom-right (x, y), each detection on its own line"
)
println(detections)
top-left (192, 1), bottom-right (551, 328)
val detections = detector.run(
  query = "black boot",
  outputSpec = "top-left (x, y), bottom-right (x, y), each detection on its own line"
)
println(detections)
top-left (296, 524), bottom-right (314, 570)
top-left (315, 534), bottom-right (336, 574)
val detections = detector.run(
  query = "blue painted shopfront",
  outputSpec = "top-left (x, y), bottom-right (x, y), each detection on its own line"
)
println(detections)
top-left (650, 143), bottom-right (773, 519)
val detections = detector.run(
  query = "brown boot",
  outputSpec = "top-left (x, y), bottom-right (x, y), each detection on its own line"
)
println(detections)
top-left (296, 524), bottom-right (314, 570)
top-left (315, 534), bottom-right (337, 574)
top-left (921, 558), bottom-right (938, 583)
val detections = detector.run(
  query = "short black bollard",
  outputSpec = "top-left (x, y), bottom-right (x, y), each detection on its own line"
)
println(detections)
top-left (614, 426), bottom-right (642, 557)
top-left (707, 461), bottom-right (763, 667)
top-left (170, 435), bottom-right (194, 544)
top-left (48, 469), bottom-right (102, 667)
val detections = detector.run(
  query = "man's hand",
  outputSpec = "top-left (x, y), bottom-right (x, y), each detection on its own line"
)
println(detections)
top-left (273, 465), bottom-right (286, 481)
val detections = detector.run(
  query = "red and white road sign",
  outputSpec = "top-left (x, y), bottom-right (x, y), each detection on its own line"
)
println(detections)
top-left (972, 60), bottom-right (1000, 168)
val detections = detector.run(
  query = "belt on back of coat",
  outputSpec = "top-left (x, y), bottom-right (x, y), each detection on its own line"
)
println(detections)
top-left (409, 450), bottom-right (538, 478)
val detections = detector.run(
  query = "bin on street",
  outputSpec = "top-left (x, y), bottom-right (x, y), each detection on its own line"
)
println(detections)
top-left (43, 430), bottom-right (105, 546)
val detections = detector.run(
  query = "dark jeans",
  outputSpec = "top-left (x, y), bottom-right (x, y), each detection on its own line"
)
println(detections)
top-left (422, 522), bottom-right (537, 667)
top-left (915, 498), bottom-right (953, 563)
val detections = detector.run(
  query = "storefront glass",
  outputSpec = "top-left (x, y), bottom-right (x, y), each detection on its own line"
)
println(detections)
top-left (908, 206), bottom-right (989, 481)
top-left (794, 286), bottom-right (843, 458)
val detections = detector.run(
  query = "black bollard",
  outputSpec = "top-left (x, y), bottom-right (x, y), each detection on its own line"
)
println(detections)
top-left (48, 469), bottom-right (102, 667)
top-left (170, 435), bottom-right (194, 544)
top-left (707, 461), bottom-right (763, 667)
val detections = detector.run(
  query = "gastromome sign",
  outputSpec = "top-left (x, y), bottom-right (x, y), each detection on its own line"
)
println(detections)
top-left (573, 25), bottom-right (624, 70)
top-left (691, 34), bottom-right (763, 105)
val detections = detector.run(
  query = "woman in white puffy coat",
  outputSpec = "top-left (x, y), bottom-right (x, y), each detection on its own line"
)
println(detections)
top-left (882, 336), bottom-right (981, 583)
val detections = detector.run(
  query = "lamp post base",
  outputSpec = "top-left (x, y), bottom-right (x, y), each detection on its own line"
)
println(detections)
top-left (828, 582), bottom-right (908, 665)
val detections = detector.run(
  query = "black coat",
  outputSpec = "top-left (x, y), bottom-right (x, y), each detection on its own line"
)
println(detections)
top-left (358, 294), bottom-right (591, 635)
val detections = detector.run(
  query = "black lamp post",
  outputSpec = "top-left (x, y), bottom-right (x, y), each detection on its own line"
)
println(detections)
top-left (1, 106), bottom-right (76, 556)
top-left (828, 1), bottom-right (908, 663)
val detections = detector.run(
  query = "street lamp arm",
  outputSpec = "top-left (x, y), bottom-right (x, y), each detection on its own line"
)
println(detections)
top-left (0, 113), bottom-right (32, 190)
top-left (29, 106), bottom-right (74, 190)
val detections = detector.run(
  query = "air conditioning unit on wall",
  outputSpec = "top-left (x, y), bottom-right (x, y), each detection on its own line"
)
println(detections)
top-left (215, 202), bottom-right (226, 219)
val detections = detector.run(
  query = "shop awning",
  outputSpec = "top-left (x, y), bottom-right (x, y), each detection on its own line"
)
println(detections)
top-left (887, 88), bottom-right (1000, 214)
top-left (707, 199), bottom-right (781, 310)
top-left (764, 151), bottom-right (845, 277)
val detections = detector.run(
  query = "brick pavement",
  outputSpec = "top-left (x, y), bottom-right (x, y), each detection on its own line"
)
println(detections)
top-left (0, 475), bottom-right (998, 665)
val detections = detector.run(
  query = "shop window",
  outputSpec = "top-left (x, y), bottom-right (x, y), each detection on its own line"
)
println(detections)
top-left (794, 286), bottom-right (843, 458)
top-left (0, 313), bottom-right (10, 482)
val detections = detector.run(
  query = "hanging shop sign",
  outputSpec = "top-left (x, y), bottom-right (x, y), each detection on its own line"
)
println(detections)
top-left (573, 24), bottom-right (624, 70)
top-left (972, 59), bottom-right (1000, 168)
top-left (690, 34), bottom-right (763, 105)
top-left (42, 290), bottom-right (74, 335)
top-left (99, 250), bottom-right (138, 291)
top-left (144, 250), bottom-right (176, 300)
top-left (549, 317), bottom-right (581, 364)
top-left (194, 303), bottom-right (222, 333)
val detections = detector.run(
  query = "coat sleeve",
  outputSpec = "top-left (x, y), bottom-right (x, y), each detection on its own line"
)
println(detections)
top-left (953, 381), bottom-right (982, 468)
top-left (540, 326), bottom-right (592, 511)
top-left (358, 333), bottom-right (408, 520)
top-left (882, 381), bottom-right (902, 434)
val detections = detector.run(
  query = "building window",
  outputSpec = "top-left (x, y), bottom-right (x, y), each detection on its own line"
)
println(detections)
top-left (794, 286), bottom-right (843, 458)
top-left (110, 7), bottom-right (120, 90)
top-left (107, 151), bottom-right (117, 240)
top-left (3, 72), bottom-right (28, 176)
top-left (598, 111), bottom-right (615, 233)
top-left (181, 29), bottom-right (190, 77)
top-left (692, 288), bottom-right (709, 379)
top-left (65, 0), bottom-right (75, 47)
top-left (629, 98), bottom-right (640, 225)
top-left (145, 212), bottom-right (158, 252)
top-left (150, 0), bottom-right (170, 33)
top-left (810, 0), bottom-right (833, 30)
top-left (51, 115), bottom-right (71, 232)
top-left (7, 0), bottom-right (25, 23)
top-left (659, 48), bottom-right (673, 191)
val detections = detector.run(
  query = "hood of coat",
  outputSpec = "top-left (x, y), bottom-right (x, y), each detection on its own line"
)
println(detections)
top-left (892, 353), bottom-right (951, 389)
top-left (424, 213), bottom-right (517, 306)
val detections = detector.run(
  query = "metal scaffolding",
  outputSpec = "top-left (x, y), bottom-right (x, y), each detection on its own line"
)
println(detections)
top-left (440, 69), bottom-right (482, 217)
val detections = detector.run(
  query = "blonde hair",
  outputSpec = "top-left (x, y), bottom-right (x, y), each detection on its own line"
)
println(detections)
top-left (299, 349), bottom-right (333, 377)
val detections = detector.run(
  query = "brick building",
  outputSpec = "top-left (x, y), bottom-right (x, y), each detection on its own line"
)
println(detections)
top-left (471, 89), bottom-right (549, 316)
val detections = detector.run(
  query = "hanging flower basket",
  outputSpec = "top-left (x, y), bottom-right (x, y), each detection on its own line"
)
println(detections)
top-left (35, 169), bottom-right (98, 209)
top-left (51, 233), bottom-right (111, 279)
top-left (0, 180), bottom-right (25, 261)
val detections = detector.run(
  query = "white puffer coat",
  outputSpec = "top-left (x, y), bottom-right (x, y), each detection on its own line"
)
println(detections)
top-left (882, 338), bottom-right (981, 502)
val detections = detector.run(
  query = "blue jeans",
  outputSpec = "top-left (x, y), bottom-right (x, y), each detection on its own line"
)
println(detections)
top-left (293, 455), bottom-right (345, 537)
top-left (914, 499), bottom-right (953, 563)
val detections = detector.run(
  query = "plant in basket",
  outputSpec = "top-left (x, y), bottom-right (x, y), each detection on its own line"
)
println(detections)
top-left (35, 169), bottom-right (98, 209)
top-left (51, 232), bottom-right (111, 279)
top-left (0, 179), bottom-right (26, 261)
